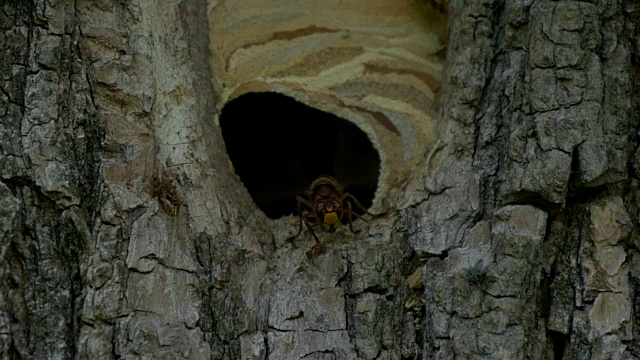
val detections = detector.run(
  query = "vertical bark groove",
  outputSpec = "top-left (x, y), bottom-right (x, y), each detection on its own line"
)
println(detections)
top-left (1, 0), bottom-right (101, 358)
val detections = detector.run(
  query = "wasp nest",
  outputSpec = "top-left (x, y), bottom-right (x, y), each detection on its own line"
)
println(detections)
top-left (210, 0), bottom-right (447, 206)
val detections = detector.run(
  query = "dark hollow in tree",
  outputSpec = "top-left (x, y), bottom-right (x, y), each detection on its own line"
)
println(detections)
top-left (220, 92), bottom-right (380, 219)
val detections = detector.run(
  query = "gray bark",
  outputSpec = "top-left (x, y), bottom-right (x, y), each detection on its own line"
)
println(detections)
top-left (414, 0), bottom-right (640, 358)
top-left (0, 0), bottom-right (638, 360)
top-left (1, 1), bottom-right (100, 359)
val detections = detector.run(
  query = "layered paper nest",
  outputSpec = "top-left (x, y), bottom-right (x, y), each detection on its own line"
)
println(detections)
top-left (209, 0), bottom-right (447, 206)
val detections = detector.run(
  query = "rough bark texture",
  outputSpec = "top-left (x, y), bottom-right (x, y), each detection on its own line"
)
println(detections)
top-left (0, 1), bottom-right (639, 360)
top-left (0, 1), bottom-right (101, 358)
top-left (406, 0), bottom-right (640, 358)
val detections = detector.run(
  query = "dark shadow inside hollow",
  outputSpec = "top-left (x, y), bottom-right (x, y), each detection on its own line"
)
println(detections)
top-left (219, 92), bottom-right (380, 219)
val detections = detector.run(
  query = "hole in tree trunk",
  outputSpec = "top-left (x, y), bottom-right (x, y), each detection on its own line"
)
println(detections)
top-left (549, 330), bottom-right (568, 360)
top-left (220, 92), bottom-right (381, 219)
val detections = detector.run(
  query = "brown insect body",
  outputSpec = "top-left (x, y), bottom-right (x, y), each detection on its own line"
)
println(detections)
top-left (311, 179), bottom-right (344, 233)
top-left (296, 176), bottom-right (375, 241)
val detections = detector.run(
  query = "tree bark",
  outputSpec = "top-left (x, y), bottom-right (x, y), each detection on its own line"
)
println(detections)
top-left (412, 0), bottom-right (640, 358)
top-left (1, 1), bottom-right (101, 358)
top-left (1, 0), bottom-right (639, 360)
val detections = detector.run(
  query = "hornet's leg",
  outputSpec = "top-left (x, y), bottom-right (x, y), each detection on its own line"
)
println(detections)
top-left (345, 200), bottom-right (360, 233)
top-left (305, 220), bottom-right (319, 242)
top-left (296, 195), bottom-right (319, 242)
top-left (341, 192), bottom-right (386, 218)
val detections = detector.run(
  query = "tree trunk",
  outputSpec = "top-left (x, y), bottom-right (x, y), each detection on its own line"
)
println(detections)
top-left (418, 1), bottom-right (640, 358)
top-left (1, 1), bottom-right (638, 360)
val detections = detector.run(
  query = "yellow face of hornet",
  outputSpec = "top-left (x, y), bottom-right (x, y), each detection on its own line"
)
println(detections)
top-left (316, 199), bottom-right (343, 232)
top-left (296, 175), bottom-right (378, 243)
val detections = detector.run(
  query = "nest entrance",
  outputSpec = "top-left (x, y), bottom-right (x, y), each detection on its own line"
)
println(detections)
top-left (219, 92), bottom-right (380, 219)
